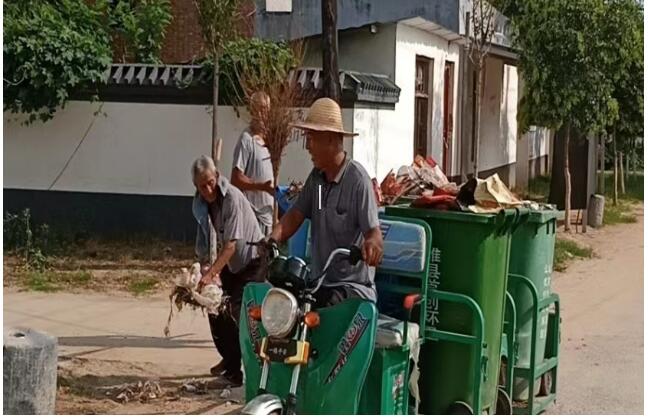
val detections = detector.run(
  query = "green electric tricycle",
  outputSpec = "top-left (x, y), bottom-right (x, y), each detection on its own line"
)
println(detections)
top-left (239, 217), bottom-right (431, 414)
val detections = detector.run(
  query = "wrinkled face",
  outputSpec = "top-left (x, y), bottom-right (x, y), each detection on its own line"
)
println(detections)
top-left (305, 131), bottom-right (341, 170)
top-left (195, 170), bottom-right (218, 203)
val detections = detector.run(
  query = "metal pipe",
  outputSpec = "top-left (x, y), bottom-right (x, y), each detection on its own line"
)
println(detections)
top-left (288, 303), bottom-right (311, 396)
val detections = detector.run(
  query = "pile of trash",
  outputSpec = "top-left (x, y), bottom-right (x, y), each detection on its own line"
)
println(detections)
top-left (279, 154), bottom-right (538, 214)
top-left (108, 380), bottom-right (163, 403)
top-left (163, 263), bottom-right (226, 337)
top-left (378, 156), bottom-right (460, 208)
top-left (376, 155), bottom-right (533, 213)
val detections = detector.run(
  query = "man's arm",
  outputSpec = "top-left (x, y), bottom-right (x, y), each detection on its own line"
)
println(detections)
top-left (269, 208), bottom-right (305, 243)
top-left (195, 224), bottom-right (210, 267)
top-left (362, 227), bottom-right (383, 266)
top-left (356, 176), bottom-right (383, 266)
top-left (231, 167), bottom-right (274, 194)
top-left (200, 240), bottom-right (237, 286)
top-left (231, 132), bottom-right (274, 195)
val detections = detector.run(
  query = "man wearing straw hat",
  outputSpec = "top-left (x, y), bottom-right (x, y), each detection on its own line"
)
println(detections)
top-left (269, 98), bottom-right (384, 306)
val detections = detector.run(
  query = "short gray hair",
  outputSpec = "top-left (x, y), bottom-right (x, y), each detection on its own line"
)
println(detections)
top-left (191, 155), bottom-right (217, 183)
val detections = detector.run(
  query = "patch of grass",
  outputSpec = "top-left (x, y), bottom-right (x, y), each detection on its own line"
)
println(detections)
top-left (24, 271), bottom-right (60, 292)
top-left (22, 270), bottom-right (93, 292)
top-left (63, 270), bottom-right (92, 285)
top-left (599, 172), bottom-right (642, 225)
top-left (527, 175), bottom-right (551, 202)
top-left (554, 238), bottom-right (593, 272)
top-left (604, 172), bottom-right (643, 202)
top-left (603, 200), bottom-right (638, 225)
top-left (127, 277), bottom-right (159, 296)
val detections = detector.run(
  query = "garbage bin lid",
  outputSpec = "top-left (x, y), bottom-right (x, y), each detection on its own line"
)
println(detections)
top-left (385, 204), bottom-right (519, 225)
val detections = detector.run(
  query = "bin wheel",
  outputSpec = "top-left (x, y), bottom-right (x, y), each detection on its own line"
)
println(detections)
top-left (447, 401), bottom-right (473, 415)
top-left (539, 371), bottom-right (553, 396)
top-left (496, 387), bottom-right (512, 415)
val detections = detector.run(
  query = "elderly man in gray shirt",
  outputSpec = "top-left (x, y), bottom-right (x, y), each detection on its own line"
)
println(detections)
top-left (192, 155), bottom-right (264, 386)
top-left (231, 91), bottom-right (275, 235)
top-left (269, 98), bottom-right (384, 307)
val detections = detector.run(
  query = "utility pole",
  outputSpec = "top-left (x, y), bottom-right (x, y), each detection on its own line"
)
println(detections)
top-left (321, 0), bottom-right (341, 102)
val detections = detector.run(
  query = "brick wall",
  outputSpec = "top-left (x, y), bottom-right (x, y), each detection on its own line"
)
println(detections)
top-left (160, 0), bottom-right (256, 64)
top-left (161, 0), bottom-right (206, 64)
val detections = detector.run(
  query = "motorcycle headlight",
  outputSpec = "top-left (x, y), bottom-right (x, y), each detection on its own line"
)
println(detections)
top-left (261, 288), bottom-right (298, 338)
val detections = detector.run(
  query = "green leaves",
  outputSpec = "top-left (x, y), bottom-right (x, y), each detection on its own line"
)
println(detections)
top-left (4, 0), bottom-right (172, 124)
top-left (511, 0), bottom-right (643, 138)
top-left (4, 0), bottom-right (112, 123)
top-left (194, 0), bottom-right (244, 55)
top-left (212, 38), bottom-right (298, 106)
top-left (110, 0), bottom-right (172, 64)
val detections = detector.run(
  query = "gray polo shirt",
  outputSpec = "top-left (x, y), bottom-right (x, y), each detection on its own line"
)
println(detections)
top-left (232, 130), bottom-right (274, 234)
top-left (291, 154), bottom-right (380, 302)
top-left (209, 175), bottom-right (264, 274)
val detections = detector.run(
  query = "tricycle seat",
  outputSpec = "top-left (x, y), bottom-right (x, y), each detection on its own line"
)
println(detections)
top-left (375, 314), bottom-right (419, 350)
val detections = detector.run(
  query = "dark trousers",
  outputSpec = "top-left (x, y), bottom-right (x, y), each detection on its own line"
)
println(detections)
top-left (208, 258), bottom-right (264, 375)
top-left (311, 285), bottom-right (363, 309)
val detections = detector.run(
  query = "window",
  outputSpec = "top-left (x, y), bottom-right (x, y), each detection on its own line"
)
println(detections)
top-left (414, 56), bottom-right (433, 157)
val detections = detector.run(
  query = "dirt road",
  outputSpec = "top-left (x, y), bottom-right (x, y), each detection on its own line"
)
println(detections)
top-left (3, 207), bottom-right (643, 414)
top-left (3, 290), bottom-right (243, 414)
top-left (547, 206), bottom-right (644, 414)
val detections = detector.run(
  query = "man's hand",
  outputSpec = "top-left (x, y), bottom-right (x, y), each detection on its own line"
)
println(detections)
top-left (362, 228), bottom-right (384, 267)
top-left (199, 271), bottom-right (221, 290)
top-left (259, 180), bottom-right (274, 196)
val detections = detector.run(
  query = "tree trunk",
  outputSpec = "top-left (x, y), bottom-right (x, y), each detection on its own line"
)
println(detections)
top-left (598, 133), bottom-right (605, 195)
top-left (613, 132), bottom-right (618, 206)
top-left (632, 146), bottom-right (637, 177)
top-left (460, 11), bottom-right (471, 183)
top-left (212, 59), bottom-right (221, 162)
top-left (321, 0), bottom-right (341, 103)
top-left (564, 122), bottom-right (572, 232)
top-left (472, 62), bottom-right (483, 178)
top-left (620, 151), bottom-right (626, 194)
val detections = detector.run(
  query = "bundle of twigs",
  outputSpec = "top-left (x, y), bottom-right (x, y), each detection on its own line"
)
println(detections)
top-left (235, 42), bottom-right (314, 222)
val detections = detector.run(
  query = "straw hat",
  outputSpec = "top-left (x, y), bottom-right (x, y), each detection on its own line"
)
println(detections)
top-left (291, 98), bottom-right (358, 137)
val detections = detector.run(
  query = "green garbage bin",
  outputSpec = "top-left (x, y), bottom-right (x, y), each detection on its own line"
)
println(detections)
top-left (508, 210), bottom-right (558, 401)
top-left (385, 205), bottom-right (523, 415)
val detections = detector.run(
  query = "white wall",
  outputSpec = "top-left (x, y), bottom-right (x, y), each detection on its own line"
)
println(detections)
top-left (390, 23), bottom-right (462, 177)
top-left (477, 58), bottom-right (519, 175)
top-left (347, 23), bottom-right (465, 182)
top-left (302, 24), bottom-right (397, 80)
top-left (352, 106), bottom-right (386, 179)
top-left (528, 127), bottom-right (551, 160)
top-left (4, 101), bottom-right (327, 196)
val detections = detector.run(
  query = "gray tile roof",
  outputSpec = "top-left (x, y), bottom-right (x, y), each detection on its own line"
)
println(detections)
top-left (104, 64), bottom-right (207, 87)
top-left (292, 67), bottom-right (401, 104)
top-left (101, 64), bottom-right (401, 104)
